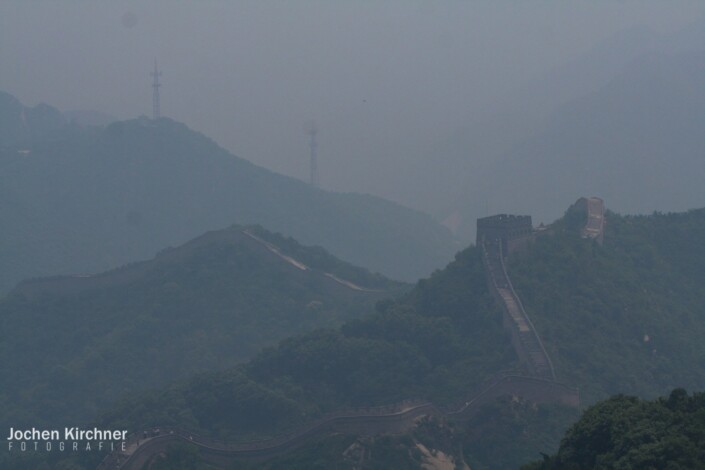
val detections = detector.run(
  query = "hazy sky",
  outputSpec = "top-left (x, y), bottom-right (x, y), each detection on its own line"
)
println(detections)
top-left (2, 1), bottom-right (704, 214)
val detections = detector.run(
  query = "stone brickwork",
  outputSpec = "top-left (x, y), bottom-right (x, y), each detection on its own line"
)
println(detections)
top-left (476, 214), bottom-right (534, 255)
top-left (572, 197), bottom-right (605, 245)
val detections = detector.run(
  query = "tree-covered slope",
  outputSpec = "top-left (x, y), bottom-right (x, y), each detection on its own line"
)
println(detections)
top-left (5, 241), bottom-right (511, 470)
top-left (99, 244), bottom-right (513, 440)
top-left (0, 225), bottom-right (404, 430)
top-left (509, 208), bottom-right (705, 403)
top-left (0, 91), bottom-right (455, 292)
top-left (524, 389), bottom-right (705, 469)
top-left (89, 205), bottom-right (705, 470)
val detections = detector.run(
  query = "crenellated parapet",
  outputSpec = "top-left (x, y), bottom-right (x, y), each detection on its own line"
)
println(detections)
top-left (476, 214), bottom-right (535, 256)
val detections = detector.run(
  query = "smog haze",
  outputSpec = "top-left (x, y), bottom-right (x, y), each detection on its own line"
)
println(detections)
top-left (2, 1), bottom-right (705, 229)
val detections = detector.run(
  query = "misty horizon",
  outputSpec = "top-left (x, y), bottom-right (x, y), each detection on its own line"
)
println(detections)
top-left (4, 3), bottom-right (705, 469)
top-left (3, 1), bottom-right (705, 225)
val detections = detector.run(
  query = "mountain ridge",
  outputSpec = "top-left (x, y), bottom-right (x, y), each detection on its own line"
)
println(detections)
top-left (88, 202), bottom-right (705, 469)
top-left (0, 91), bottom-right (456, 292)
top-left (0, 223), bottom-right (404, 434)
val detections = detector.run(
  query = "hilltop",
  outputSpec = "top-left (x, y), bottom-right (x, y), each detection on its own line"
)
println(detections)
top-left (0, 91), bottom-right (455, 292)
top-left (0, 224), bottom-right (405, 432)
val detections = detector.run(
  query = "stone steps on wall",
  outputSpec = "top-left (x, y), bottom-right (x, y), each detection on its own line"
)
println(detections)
top-left (483, 238), bottom-right (555, 381)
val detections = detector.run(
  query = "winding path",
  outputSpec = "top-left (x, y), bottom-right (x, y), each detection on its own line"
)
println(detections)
top-left (97, 374), bottom-right (577, 470)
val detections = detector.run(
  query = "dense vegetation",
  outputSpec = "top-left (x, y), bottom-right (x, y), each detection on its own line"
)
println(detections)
top-left (90, 205), bottom-right (705, 469)
top-left (0, 225), bottom-right (402, 431)
top-left (11, 243), bottom-right (508, 470)
top-left (144, 417), bottom-right (467, 470)
top-left (0, 90), bottom-right (455, 293)
top-left (235, 398), bottom-right (578, 470)
top-left (11, 204), bottom-right (705, 469)
top-left (524, 389), bottom-right (705, 469)
top-left (510, 208), bottom-right (705, 402)
top-left (99, 244), bottom-right (512, 440)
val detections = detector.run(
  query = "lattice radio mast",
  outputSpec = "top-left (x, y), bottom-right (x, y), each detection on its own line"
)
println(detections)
top-left (151, 59), bottom-right (162, 119)
top-left (305, 121), bottom-right (319, 188)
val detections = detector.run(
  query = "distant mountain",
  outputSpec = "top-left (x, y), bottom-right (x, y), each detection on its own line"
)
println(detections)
top-left (0, 224), bottom-right (404, 430)
top-left (0, 91), bottom-right (68, 148)
top-left (89, 204), bottom-right (705, 469)
top-left (370, 25), bottom-right (681, 218)
top-left (0, 91), bottom-right (455, 291)
top-left (451, 49), bottom-right (705, 238)
top-left (434, 21), bottom-right (705, 239)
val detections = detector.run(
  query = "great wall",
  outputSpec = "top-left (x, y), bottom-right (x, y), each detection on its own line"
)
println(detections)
top-left (97, 197), bottom-right (605, 469)
top-left (13, 227), bottom-right (386, 299)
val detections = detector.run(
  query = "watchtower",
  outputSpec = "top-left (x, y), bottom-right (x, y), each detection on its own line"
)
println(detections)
top-left (476, 214), bottom-right (534, 255)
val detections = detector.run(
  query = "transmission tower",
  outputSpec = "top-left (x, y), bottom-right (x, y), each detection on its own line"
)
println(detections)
top-left (305, 122), bottom-right (319, 188)
top-left (151, 59), bottom-right (162, 119)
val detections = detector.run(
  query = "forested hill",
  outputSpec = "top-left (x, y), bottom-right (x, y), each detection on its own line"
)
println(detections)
top-left (0, 224), bottom-right (406, 432)
top-left (87, 205), bottom-right (705, 469)
top-left (99, 240), bottom-right (512, 439)
top-left (523, 389), bottom-right (705, 469)
top-left (508, 208), bottom-right (705, 403)
top-left (0, 91), bottom-right (455, 292)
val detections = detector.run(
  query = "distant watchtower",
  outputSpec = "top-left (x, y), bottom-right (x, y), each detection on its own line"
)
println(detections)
top-left (573, 197), bottom-right (605, 245)
top-left (477, 214), bottom-right (534, 255)
top-left (151, 59), bottom-right (162, 120)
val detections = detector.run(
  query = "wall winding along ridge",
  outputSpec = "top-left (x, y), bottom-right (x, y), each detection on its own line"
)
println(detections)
top-left (13, 228), bottom-right (385, 298)
top-left (98, 202), bottom-right (605, 469)
top-left (97, 374), bottom-right (578, 470)
top-left (479, 229), bottom-right (555, 379)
